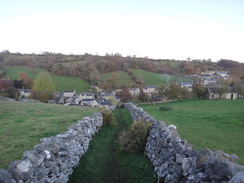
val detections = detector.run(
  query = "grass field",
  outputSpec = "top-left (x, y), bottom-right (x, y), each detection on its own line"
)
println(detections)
top-left (140, 99), bottom-right (244, 164)
top-left (101, 71), bottom-right (136, 87)
top-left (5, 66), bottom-right (46, 79)
top-left (69, 108), bottom-right (156, 183)
top-left (0, 100), bottom-right (99, 169)
top-left (4, 66), bottom-right (90, 92)
top-left (131, 69), bottom-right (191, 85)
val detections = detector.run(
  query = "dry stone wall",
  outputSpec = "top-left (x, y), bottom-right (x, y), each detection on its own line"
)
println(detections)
top-left (125, 103), bottom-right (244, 183)
top-left (0, 111), bottom-right (103, 183)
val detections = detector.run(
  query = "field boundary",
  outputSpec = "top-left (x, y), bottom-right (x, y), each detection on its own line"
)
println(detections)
top-left (125, 103), bottom-right (244, 183)
top-left (0, 106), bottom-right (114, 183)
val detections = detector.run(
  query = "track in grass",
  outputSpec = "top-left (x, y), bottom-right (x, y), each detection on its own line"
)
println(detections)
top-left (68, 108), bottom-right (156, 183)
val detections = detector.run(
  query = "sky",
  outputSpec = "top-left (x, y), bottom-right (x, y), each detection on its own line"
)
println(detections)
top-left (0, 0), bottom-right (244, 62)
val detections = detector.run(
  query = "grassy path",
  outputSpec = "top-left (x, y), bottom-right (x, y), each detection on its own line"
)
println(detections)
top-left (68, 108), bottom-right (156, 183)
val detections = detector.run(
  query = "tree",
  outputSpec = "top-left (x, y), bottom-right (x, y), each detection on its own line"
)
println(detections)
top-left (234, 84), bottom-right (244, 96)
top-left (216, 86), bottom-right (230, 99)
top-left (108, 72), bottom-right (119, 90)
top-left (33, 72), bottom-right (55, 92)
top-left (119, 88), bottom-right (132, 103)
top-left (31, 72), bottom-right (55, 102)
top-left (18, 72), bottom-right (33, 88)
top-left (159, 82), bottom-right (191, 100)
top-left (13, 79), bottom-right (23, 89)
top-left (0, 87), bottom-right (18, 99)
top-left (192, 84), bottom-right (208, 99)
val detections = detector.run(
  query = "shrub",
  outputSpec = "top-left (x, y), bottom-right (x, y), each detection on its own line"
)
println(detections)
top-left (101, 108), bottom-right (115, 125)
top-left (159, 106), bottom-right (173, 111)
top-left (118, 120), bottom-right (152, 153)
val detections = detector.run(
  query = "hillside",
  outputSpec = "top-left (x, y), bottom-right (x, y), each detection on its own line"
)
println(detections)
top-left (1, 51), bottom-right (244, 91)
top-left (4, 66), bottom-right (90, 92)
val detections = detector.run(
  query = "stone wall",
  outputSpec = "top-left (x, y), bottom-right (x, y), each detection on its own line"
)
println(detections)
top-left (125, 103), bottom-right (244, 183)
top-left (0, 111), bottom-right (103, 183)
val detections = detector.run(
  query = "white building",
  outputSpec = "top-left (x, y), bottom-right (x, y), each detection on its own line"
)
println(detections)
top-left (63, 90), bottom-right (76, 98)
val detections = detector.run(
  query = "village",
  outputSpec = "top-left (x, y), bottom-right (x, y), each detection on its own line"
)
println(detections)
top-left (14, 70), bottom-right (241, 107)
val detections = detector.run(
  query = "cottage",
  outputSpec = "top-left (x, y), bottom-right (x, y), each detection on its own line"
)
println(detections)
top-left (54, 93), bottom-right (64, 104)
top-left (128, 88), bottom-right (140, 96)
top-left (178, 82), bottom-right (193, 91)
top-left (208, 87), bottom-right (237, 100)
top-left (18, 89), bottom-right (31, 98)
top-left (63, 90), bottom-right (76, 98)
top-left (98, 93), bottom-right (114, 100)
top-left (79, 93), bottom-right (94, 100)
top-left (202, 78), bottom-right (217, 85)
top-left (81, 98), bottom-right (99, 107)
top-left (100, 100), bottom-right (112, 108)
top-left (143, 85), bottom-right (157, 96)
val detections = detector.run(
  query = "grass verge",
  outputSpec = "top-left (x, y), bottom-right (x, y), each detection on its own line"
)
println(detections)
top-left (0, 100), bottom-right (99, 169)
top-left (68, 108), bottom-right (156, 183)
top-left (140, 99), bottom-right (244, 164)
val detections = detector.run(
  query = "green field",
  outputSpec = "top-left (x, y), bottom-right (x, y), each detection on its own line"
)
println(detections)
top-left (140, 99), bottom-right (244, 164)
top-left (5, 66), bottom-right (46, 79)
top-left (101, 71), bottom-right (136, 86)
top-left (131, 69), bottom-right (191, 85)
top-left (0, 100), bottom-right (99, 169)
top-left (4, 66), bottom-right (90, 92)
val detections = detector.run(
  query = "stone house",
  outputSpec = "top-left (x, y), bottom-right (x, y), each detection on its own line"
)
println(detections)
top-left (97, 93), bottom-right (114, 100)
top-left (63, 90), bottom-right (76, 98)
top-left (128, 88), bottom-right (140, 96)
top-left (143, 85), bottom-right (157, 96)
top-left (100, 100), bottom-right (112, 108)
top-left (18, 89), bottom-right (31, 98)
top-left (79, 93), bottom-right (94, 101)
top-left (81, 98), bottom-right (99, 107)
top-left (208, 87), bottom-right (238, 100)
top-left (178, 82), bottom-right (193, 91)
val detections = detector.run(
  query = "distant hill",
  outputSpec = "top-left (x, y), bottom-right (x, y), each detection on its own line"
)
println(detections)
top-left (1, 51), bottom-right (243, 91)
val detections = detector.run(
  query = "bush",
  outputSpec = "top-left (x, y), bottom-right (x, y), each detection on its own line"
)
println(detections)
top-left (101, 108), bottom-right (115, 125)
top-left (118, 120), bottom-right (152, 153)
top-left (159, 106), bottom-right (173, 111)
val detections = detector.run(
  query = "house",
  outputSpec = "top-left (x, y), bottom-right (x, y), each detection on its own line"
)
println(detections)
top-left (217, 71), bottom-right (228, 78)
top-left (128, 88), bottom-right (140, 96)
top-left (178, 82), bottom-right (193, 91)
top-left (100, 100), bottom-right (112, 108)
top-left (91, 85), bottom-right (103, 92)
top-left (143, 85), bottom-right (157, 96)
top-left (208, 87), bottom-right (238, 100)
top-left (18, 89), bottom-right (31, 98)
top-left (81, 98), bottom-right (99, 107)
top-left (98, 93), bottom-right (114, 100)
top-left (63, 90), bottom-right (76, 98)
top-left (79, 93), bottom-right (94, 101)
top-left (54, 93), bottom-right (64, 104)
top-left (202, 78), bottom-right (217, 85)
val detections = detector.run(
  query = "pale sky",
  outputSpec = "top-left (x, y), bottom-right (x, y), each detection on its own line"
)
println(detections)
top-left (0, 0), bottom-right (244, 62)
